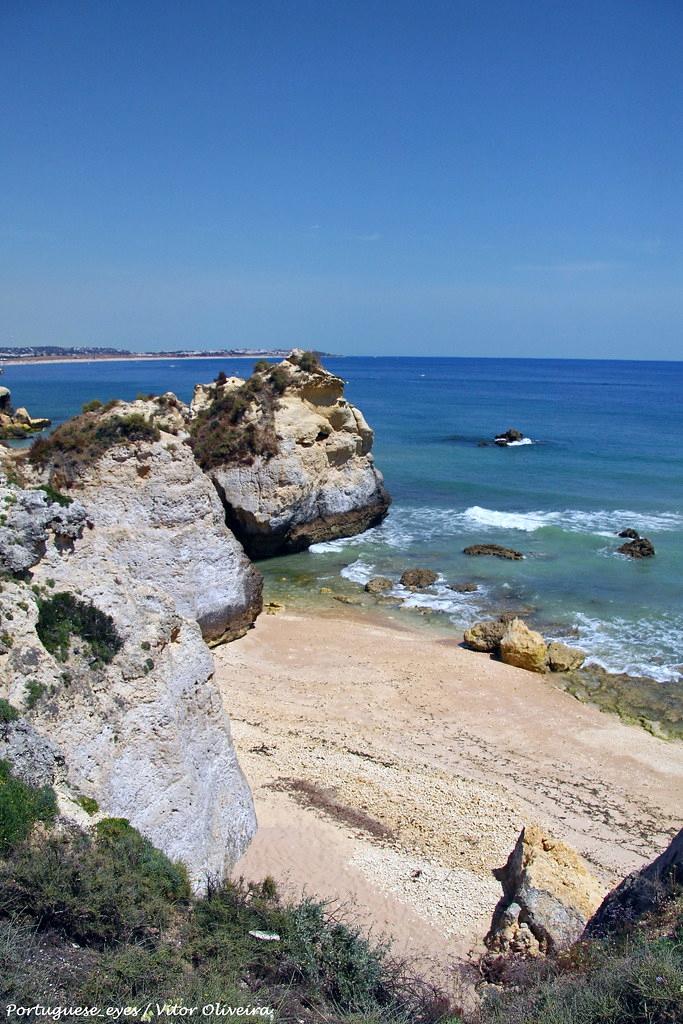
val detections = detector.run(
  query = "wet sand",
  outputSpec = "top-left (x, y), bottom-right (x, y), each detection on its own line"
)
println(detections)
top-left (216, 606), bottom-right (683, 967)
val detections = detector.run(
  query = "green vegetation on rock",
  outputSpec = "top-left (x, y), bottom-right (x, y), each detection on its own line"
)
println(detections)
top-left (35, 592), bottom-right (122, 664)
top-left (189, 369), bottom-right (283, 470)
top-left (30, 410), bottom-right (160, 484)
top-left (0, 759), bottom-right (57, 854)
top-left (0, 699), bottom-right (19, 723)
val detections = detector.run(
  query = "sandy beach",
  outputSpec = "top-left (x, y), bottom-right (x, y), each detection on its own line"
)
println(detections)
top-left (218, 606), bottom-right (683, 969)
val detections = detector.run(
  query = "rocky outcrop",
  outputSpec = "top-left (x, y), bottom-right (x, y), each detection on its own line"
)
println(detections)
top-left (0, 385), bottom-right (51, 438)
top-left (584, 828), bottom-right (683, 938)
top-left (463, 616), bottom-right (585, 673)
top-left (617, 528), bottom-right (640, 540)
top-left (618, 537), bottom-right (655, 558)
top-left (0, 484), bottom-right (87, 574)
top-left (0, 439), bottom-right (257, 887)
top-left (494, 428), bottom-right (524, 446)
top-left (399, 568), bottom-right (438, 590)
top-left (499, 619), bottom-right (549, 673)
top-left (486, 824), bottom-right (604, 955)
top-left (191, 352), bottom-right (390, 558)
top-left (27, 398), bottom-right (262, 644)
top-left (463, 543), bottom-right (524, 560)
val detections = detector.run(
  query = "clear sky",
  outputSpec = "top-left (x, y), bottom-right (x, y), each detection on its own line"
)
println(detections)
top-left (1, 0), bottom-right (681, 357)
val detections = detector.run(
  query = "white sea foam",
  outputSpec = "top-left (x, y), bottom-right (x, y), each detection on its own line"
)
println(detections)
top-left (505, 437), bottom-right (534, 446)
top-left (556, 613), bottom-right (683, 684)
top-left (463, 506), bottom-right (555, 531)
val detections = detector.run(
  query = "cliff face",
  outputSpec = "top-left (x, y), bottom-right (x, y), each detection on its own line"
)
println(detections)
top-left (28, 397), bottom-right (263, 644)
top-left (191, 352), bottom-right (391, 558)
top-left (0, 446), bottom-right (257, 887)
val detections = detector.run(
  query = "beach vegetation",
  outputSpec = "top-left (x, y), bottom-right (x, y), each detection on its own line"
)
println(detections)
top-left (81, 399), bottom-right (103, 412)
top-left (24, 679), bottom-right (46, 709)
top-left (35, 592), bottom-right (122, 664)
top-left (0, 824), bottom-right (457, 1022)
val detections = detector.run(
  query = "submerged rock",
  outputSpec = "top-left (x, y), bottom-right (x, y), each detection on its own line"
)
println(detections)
top-left (585, 828), bottom-right (683, 938)
top-left (499, 618), bottom-right (548, 673)
top-left (486, 824), bottom-right (604, 955)
top-left (192, 351), bottom-right (390, 558)
top-left (617, 528), bottom-right (640, 540)
top-left (448, 581), bottom-right (478, 593)
top-left (399, 568), bottom-right (438, 590)
top-left (464, 543), bottom-right (524, 560)
top-left (618, 537), bottom-right (655, 558)
top-left (365, 576), bottom-right (393, 594)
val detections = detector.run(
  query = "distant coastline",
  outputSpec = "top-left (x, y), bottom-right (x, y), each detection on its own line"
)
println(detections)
top-left (0, 348), bottom-right (306, 367)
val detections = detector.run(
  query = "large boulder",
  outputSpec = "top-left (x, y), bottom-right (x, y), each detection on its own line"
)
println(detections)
top-left (27, 398), bottom-right (262, 644)
top-left (486, 824), bottom-right (604, 955)
top-left (463, 619), bottom-right (508, 653)
top-left (584, 828), bottom-right (683, 938)
top-left (190, 352), bottom-right (390, 558)
top-left (463, 543), bottom-right (524, 560)
top-left (499, 619), bottom-right (548, 673)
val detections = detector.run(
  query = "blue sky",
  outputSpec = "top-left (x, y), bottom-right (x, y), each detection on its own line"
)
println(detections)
top-left (1, 0), bottom-right (681, 357)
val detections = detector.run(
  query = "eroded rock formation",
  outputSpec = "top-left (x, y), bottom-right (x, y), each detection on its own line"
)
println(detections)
top-left (189, 351), bottom-right (390, 557)
top-left (486, 824), bottom-right (604, 955)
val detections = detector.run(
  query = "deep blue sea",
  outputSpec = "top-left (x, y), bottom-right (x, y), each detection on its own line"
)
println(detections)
top-left (3, 356), bottom-right (682, 686)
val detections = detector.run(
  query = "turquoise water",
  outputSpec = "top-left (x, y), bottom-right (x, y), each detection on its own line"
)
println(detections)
top-left (3, 356), bottom-right (682, 685)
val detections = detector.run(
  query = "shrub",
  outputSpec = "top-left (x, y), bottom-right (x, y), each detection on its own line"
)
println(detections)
top-left (188, 373), bottom-right (280, 470)
top-left (24, 679), bottom-right (46, 710)
top-left (0, 699), bottom-right (19, 723)
top-left (0, 759), bottom-right (57, 854)
top-left (76, 795), bottom-right (99, 816)
top-left (298, 350), bottom-right (321, 372)
top-left (29, 410), bottom-right (160, 484)
top-left (0, 819), bottom-right (190, 946)
top-left (81, 399), bottom-right (103, 413)
top-left (252, 360), bottom-right (271, 374)
top-left (35, 485), bottom-right (72, 507)
top-left (36, 592), bottom-right (122, 664)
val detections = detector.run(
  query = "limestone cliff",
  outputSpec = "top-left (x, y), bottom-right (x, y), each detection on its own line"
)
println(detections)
top-left (189, 351), bottom-right (391, 557)
top-left (27, 397), bottom-right (263, 644)
top-left (0, 453), bottom-right (256, 886)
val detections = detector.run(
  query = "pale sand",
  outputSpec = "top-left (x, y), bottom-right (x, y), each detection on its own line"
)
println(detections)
top-left (216, 607), bottom-right (683, 966)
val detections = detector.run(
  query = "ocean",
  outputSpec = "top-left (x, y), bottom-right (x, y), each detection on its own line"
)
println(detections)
top-left (3, 355), bottom-right (682, 701)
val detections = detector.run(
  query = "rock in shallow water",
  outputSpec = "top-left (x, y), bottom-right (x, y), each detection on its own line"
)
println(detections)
top-left (463, 543), bottom-right (524, 560)
top-left (618, 536), bottom-right (655, 558)
top-left (365, 576), bottom-right (393, 594)
top-left (399, 568), bottom-right (438, 590)
top-left (547, 641), bottom-right (586, 673)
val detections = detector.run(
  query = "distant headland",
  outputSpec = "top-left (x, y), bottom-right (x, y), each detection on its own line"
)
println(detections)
top-left (0, 344), bottom-right (329, 366)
